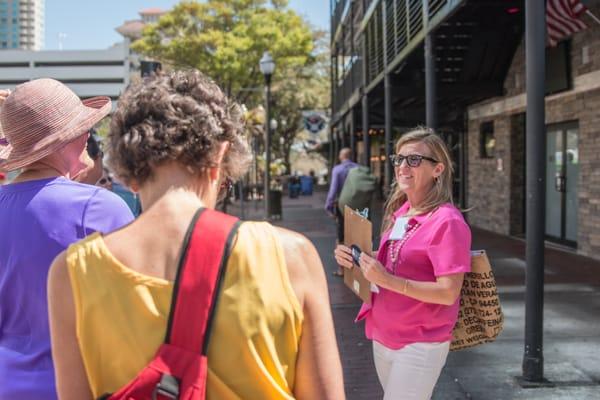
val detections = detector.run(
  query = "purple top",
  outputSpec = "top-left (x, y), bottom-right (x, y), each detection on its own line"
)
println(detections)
top-left (0, 177), bottom-right (134, 399)
top-left (325, 159), bottom-right (358, 213)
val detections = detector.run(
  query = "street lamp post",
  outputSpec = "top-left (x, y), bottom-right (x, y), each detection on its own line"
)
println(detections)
top-left (260, 51), bottom-right (275, 220)
top-left (253, 135), bottom-right (259, 209)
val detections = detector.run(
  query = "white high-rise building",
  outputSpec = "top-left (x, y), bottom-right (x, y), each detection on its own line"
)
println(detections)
top-left (0, 0), bottom-right (45, 50)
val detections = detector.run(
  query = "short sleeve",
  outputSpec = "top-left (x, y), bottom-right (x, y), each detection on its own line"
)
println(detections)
top-left (427, 217), bottom-right (471, 277)
top-left (82, 188), bottom-right (134, 236)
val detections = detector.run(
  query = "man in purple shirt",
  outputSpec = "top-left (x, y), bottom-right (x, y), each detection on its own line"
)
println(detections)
top-left (325, 148), bottom-right (358, 276)
top-left (0, 80), bottom-right (134, 399)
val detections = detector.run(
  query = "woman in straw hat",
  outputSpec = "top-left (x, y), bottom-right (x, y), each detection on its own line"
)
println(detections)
top-left (48, 70), bottom-right (344, 399)
top-left (0, 80), bottom-right (134, 399)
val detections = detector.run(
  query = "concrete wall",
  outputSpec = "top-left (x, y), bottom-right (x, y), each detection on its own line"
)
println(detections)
top-left (0, 43), bottom-right (129, 98)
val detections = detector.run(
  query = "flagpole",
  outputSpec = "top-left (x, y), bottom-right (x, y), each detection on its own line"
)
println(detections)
top-left (586, 10), bottom-right (600, 25)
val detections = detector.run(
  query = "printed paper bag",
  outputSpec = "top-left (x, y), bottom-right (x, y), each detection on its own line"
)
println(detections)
top-left (450, 250), bottom-right (504, 351)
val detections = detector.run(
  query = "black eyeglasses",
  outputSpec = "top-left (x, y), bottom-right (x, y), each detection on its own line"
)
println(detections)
top-left (98, 176), bottom-right (112, 185)
top-left (389, 154), bottom-right (439, 168)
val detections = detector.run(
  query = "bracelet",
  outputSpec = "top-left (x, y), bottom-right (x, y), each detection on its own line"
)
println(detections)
top-left (402, 278), bottom-right (409, 295)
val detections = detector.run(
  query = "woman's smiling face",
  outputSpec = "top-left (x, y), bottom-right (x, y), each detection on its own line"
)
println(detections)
top-left (394, 141), bottom-right (443, 196)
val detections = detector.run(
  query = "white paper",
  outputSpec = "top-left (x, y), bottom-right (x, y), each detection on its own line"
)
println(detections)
top-left (389, 216), bottom-right (410, 240)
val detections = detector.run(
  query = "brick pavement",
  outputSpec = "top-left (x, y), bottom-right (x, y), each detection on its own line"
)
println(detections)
top-left (227, 188), bottom-right (600, 400)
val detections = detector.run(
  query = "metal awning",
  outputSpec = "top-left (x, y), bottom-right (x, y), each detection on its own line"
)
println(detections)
top-left (361, 0), bottom-right (524, 127)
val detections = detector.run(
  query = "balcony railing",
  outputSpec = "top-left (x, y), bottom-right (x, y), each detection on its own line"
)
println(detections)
top-left (334, 59), bottom-right (362, 115)
top-left (331, 0), bottom-right (350, 33)
top-left (364, 0), bottom-right (460, 88)
top-left (332, 0), bottom-right (463, 118)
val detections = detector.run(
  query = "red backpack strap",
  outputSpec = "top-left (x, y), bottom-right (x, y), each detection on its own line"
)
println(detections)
top-left (165, 207), bottom-right (241, 353)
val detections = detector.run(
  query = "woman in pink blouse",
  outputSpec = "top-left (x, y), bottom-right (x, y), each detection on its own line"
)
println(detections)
top-left (334, 128), bottom-right (471, 400)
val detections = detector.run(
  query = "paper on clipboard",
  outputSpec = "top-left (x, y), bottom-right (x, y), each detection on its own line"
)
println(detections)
top-left (343, 206), bottom-right (374, 304)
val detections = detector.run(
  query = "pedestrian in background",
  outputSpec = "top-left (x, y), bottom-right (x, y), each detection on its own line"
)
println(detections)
top-left (97, 167), bottom-right (114, 191)
top-left (111, 175), bottom-right (142, 217)
top-left (309, 169), bottom-right (317, 186)
top-left (75, 130), bottom-right (104, 185)
top-left (334, 128), bottom-right (471, 400)
top-left (48, 70), bottom-right (344, 400)
top-left (94, 164), bottom-right (142, 217)
top-left (288, 171), bottom-right (301, 198)
top-left (0, 80), bottom-right (134, 400)
top-left (325, 147), bottom-right (358, 276)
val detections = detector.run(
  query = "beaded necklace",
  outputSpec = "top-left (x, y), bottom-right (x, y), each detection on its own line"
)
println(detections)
top-left (387, 209), bottom-right (435, 275)
top-left (387, 221), bottom-right (420, 274)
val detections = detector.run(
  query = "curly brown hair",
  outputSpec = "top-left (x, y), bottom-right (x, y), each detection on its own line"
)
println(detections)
top-left (107, 69), bottom-right (251, 186)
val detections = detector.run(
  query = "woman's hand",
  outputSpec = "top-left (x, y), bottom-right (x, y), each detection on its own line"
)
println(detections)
top-left (358, 252), bottom-right (389, 287)
top-left (333, 244), bottom-right (354, 270)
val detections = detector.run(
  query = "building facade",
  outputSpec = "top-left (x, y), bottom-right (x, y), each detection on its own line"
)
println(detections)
top-left (467, 3), bottom-right (600, 257)
top-left (116, 8), bottom-right (166, 82)
top-left (330, 0), bottom-right (600, 260)
top-left (0, 43), bottom-right (129, 99)
top-left (0, 7), bottom-right (168, 101)
top-left (0, 0), bottom-right (44, 50)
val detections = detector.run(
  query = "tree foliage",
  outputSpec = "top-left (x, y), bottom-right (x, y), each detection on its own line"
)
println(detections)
top-left (271, 29), bottom-right (330, 173)
top-left (132, 0), bottom-right (315, 105)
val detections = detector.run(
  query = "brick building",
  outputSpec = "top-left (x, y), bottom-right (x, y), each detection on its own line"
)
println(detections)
top-left (330, 0), bottom-right (600, 260)
top-left (467, 1), bottom-right (600, 257)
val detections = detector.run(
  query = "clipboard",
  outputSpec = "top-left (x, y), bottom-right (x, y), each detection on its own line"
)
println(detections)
top-left (343, 205), bottom-right (373, 304)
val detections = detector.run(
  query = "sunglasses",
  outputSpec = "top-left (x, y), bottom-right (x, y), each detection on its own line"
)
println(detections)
top-left (389, 154), bottom-right (438, 168)
top-left (98, 177), bottom-right (112, 185)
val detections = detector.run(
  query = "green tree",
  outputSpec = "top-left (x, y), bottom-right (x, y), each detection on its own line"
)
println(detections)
top-left (271, 28), bottom-right (330, 173)
top-left (132, 0), bottom-right (314, 105)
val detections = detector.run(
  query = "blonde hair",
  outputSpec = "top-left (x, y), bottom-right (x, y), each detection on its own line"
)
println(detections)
top-left (381, 127), bottom-right (454, 233)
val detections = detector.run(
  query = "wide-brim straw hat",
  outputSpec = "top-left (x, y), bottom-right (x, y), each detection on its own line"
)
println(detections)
top-left (0, 78), bottom-right (111, 172)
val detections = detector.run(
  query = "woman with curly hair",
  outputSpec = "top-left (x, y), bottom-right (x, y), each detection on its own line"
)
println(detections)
top-left (48, 70), bottom-right (344, 400)
top-left (334, 128), bottom-right (471, 400)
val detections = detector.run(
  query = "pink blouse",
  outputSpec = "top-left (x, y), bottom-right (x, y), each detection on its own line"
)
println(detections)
top-left (356, 202), bottom-right (471, 350)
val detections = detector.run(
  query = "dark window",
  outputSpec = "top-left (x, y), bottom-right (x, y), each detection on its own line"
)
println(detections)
top-left (480, 121), bottom-right (495, 158)
top-left (546, 40), bottom-right (571, 95)
top-left (34, 61), bottom-right (125, 67)
top-left (57, 78), bottom-right (125, 84)
top-left (0, 62), bottom-right (28, 67)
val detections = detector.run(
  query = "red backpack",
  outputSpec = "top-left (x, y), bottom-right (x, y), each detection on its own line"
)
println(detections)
top-left (99, 208), bottom-right (240, 400)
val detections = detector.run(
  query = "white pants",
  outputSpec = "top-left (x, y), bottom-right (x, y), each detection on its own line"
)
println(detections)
top-left (373, 340), bottom-right (450, 400)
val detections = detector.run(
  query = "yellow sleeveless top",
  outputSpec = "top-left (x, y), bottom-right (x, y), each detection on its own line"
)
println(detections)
top-left (66, 222), bottom-right (303, 399)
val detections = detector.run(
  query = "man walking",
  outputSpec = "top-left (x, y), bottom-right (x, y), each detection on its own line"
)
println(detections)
top-left (325, 147), bottom-right (358, 276)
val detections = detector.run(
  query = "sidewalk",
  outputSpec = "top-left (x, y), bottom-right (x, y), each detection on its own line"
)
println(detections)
top-left (227, 189), bottom-right (600, 400)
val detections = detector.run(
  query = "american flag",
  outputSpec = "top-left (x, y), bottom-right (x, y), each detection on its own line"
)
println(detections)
top-left (546, 0), bottom-right (589, 46)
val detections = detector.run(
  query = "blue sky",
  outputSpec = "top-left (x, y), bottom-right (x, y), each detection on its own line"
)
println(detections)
top-left (45, 0), bottom-right (329, 50)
